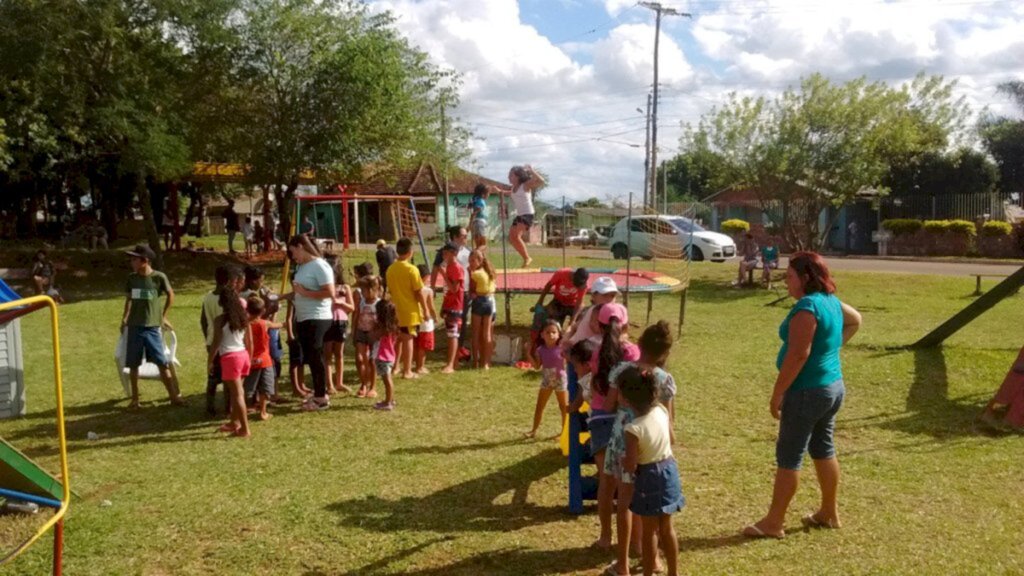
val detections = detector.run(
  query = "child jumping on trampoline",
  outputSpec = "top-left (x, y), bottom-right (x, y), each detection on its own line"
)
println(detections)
top-left (525, 319), bottom-right (569, 439)
top-left (469, 249), bottom-right (496, 370)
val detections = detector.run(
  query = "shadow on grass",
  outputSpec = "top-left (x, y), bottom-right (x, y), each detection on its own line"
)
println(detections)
top-left (391, 437), bottom-right (528, 456)
top-left (325, 450), bottom-right (566, 535)
top-left (335, 544), bottom-right (602, 576)
top-left (678, 532), bottom-right (750, 552)
top-left (686, 278), bottom-right (783, 304)
top-left (877, 347), bottom-right (987, 439)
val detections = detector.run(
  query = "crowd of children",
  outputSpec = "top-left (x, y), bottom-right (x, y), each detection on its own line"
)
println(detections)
top-left (119, 230), bottom-right (685, 574)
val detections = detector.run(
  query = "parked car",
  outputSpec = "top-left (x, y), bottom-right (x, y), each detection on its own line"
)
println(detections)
top-left (568, 228), bottom-right (607, 248)
top-left (608, 215), bottom-right (736, 262)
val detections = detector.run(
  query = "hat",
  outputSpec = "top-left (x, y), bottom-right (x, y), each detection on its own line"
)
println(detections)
top-left (376, 239), bottom-right (387, 248)
top-left (598, 302), bottom-right (628, 326)
top-left (572, 267), bottom-right (590, 288)
top-left (126, 244), bottom-right (156, 261)
top-left (590, 276), bottom-right (619, 294)
top-left (441, 241), bottom-right (459, 253)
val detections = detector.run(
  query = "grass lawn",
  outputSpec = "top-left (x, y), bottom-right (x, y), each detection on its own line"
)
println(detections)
top-left (1, 245), bottom-right (1023, 575)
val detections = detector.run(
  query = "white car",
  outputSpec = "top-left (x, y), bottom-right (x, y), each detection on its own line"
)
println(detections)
top-left (608, 215), bottom-right (736, 262)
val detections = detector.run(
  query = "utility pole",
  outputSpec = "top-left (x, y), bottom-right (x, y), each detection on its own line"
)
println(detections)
top-left (440, 98), bottom-right (451, 227)
top-left (639, 2), bottom-right (690, 211)
top-left (641, 94), bottom-right (652, 210)
top-left (662, 159), bottom-right (668, 214)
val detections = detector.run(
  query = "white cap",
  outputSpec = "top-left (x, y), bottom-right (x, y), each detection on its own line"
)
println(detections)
top-left (591, 276), bottom-right (619, 294)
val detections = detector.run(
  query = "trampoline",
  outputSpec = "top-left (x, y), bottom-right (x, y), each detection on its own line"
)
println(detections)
top-left (492, 267), bottom-right (687, 329)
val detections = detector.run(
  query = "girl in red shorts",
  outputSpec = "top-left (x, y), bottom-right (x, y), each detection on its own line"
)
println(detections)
top-left (210, 287), bottom-right (253, 438)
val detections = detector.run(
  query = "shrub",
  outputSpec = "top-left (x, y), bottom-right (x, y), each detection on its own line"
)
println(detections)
top-left (923, 220), bottom-right (951, 234)
top-left (947, 220), bottom-right (976, 236)
top-left (981, 221), bottom-right (1012, 237)
top-left (882, 219), bottom-right (922, 236)
top-left (721, 219), bottom-right (750, 234)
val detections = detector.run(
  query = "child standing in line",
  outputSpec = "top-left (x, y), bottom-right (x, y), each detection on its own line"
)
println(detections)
top-left (439, 243), bottom-right (465, 374)
top-left (525, 320), bottom-right (569, 439)
top-left (241, 266), bottom-right (282, 398)
top-left (620, 366), bottom-right (683, 576)
top-left (373, 298), bottom-right (399, 411)
top-left (210, 287), bottom-right (253, 438)
top-left (414, 264), bottom-right (437, 375)
top-left (244, 297), bottom-right (281, 421)
top-left (468, 249), bottom-right (496, 369)
top-left (284, 297), bottom-right (311, 398)
top-left (350, 262), bottom-right (374, 383)
top-left (587, 302), bottom-right (640, 551)
top-left (601, 321), bottom-right (677, 576)
top-left (324, 256), bottom-right (355, 395)
top-left (353, 275), bottom-right (381, 398)
top-left (202, 265), bottom-right (244, 415)
top-left (384, 238), bottom-right (432, 379)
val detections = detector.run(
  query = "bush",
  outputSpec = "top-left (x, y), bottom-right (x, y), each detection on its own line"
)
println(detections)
top-left (981, 221), bottom-right (1012, 237)
top-left (923, 220), bottom-right (951, 234)
top-left (882, 219), bottom-right (922, 236)
top-left (721, 219), bottom-right (750, 234)
top-left (947, 220), bottom-right (976, 236)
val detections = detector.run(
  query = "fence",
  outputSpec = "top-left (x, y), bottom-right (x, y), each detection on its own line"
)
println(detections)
top-left (879, 192), bottom-right (1022, 222)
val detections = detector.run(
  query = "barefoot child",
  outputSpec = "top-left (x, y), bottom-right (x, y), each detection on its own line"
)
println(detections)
top-left (324, 256), bottom-right (354, 394)
top-left (384, 238), bottom-right (432, 379)
top-left (210, 287), bottom-right (253, 437)
top-left (353, 275), bottom-right (381, 398)
top-left (414, 264), bottom-right (437, 375)
top-left (439, 243), bottom-right (465, 374)
top-left (620, 366), bottom-right (683, 576)
top-left (373, 298), bottom-right (399, 411)
top-left (526, 320), bottom-right (569, 438)
top-left (242, 266), bottom-right (283, 399)
top-left (469, 249), bottom-right (496, 369)
top-left (244, 297), bottom-right (281, 421)
top-left (203, 265), bottom-right (244, 415)
top-left (350, 262), bottom-right (374, 385)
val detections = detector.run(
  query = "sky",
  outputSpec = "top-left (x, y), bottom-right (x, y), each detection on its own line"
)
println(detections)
top-left (367, 0), bottom-right (1024, 205)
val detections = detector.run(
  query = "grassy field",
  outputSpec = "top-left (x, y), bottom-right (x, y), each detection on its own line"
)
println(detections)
top-left (1, 245), bottom-right (1023, 575)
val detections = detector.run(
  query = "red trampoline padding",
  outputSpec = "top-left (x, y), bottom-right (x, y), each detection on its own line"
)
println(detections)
top-left (492, 268), bottom-right (681, 294)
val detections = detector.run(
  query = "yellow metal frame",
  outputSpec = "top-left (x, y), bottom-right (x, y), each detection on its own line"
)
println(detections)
top-left (0, 295), bottom-right (70, 566)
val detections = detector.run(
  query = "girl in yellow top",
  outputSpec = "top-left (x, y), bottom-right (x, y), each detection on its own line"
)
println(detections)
top-left (468, 249), bottom-right (496, 369)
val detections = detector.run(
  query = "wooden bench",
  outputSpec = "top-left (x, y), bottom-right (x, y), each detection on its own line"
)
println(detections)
top-left (970, 273), bottom-right (1011, 296)
top-left (745, 261), bottom-right (784, 288)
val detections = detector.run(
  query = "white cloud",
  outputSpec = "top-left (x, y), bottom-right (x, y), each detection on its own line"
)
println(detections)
top-left (368, 0), bottom-right (1024, 203)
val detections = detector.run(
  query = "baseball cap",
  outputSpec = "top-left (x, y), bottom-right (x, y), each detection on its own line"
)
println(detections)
top-left (590, 276), bottom-right (619, 294)
top-left (572, 267), bottom-right (590, 288)
top-left (598, 302), bottom-right (629, 325)
top-left (376, 239), bottom-right (386, 248)
top-left (126, 244), bottom-right (156, 261)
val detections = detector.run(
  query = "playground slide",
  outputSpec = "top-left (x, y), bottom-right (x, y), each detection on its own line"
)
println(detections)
top-left (0, 438), bottom-right (63, 503)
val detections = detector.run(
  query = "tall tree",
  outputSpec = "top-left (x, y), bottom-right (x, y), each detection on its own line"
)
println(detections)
top-left (680, 73), bottom-right (968, 249)
top-left (980, 81), bottom-right (1024, 193)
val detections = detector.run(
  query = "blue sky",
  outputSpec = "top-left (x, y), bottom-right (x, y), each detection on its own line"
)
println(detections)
top-left (371, 0), bottom-right (1023, 204)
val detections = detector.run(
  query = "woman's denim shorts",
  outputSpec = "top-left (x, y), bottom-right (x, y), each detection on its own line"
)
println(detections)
top-left (776, 380), bottom-right (845, 470)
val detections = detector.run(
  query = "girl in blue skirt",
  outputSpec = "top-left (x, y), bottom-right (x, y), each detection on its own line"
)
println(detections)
top-left (620, 366), bottom-right (684, 576)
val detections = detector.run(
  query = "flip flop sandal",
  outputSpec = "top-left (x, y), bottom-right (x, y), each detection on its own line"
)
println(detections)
top-left (601, 561), bottom-right (629, 576)
top-left (801, 514), bottom-right (840, 529)
top-left (741, 524), bottom-right (785, 539)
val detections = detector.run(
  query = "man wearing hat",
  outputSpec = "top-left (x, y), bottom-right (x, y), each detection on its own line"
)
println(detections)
top-left (522, 267), bottom-right (590, 368)
top-left (121, 244), bottom-right (184, 409)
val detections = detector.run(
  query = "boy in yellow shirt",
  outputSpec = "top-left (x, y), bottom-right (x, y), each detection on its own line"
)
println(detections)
top-left (385, 238), bottom-right (434, 379)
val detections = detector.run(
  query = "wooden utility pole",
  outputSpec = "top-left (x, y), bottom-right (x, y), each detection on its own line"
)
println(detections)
top-left (642, 94), bottom-right (652, 210)
top-left (440, 98), bottom-right (451, 227)
top-left (639, 2), bottom-right (690, 211)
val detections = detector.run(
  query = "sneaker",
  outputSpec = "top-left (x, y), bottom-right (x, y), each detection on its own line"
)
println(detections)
top-left (373, 401), bottom-right (395, 411)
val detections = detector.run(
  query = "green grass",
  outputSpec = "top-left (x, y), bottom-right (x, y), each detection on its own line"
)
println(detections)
top-left (1, 246), bottom-right (1023, 575)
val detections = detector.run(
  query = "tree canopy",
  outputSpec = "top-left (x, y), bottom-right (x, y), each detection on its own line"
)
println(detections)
top-left (678, 73), bottom-right (970, 249)
top-left (980, 81), bottom-right (1024, 194)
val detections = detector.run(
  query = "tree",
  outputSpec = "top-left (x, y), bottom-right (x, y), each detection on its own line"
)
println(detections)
top-left (680, 73), bottom-right (969, 249)
top-left (980, 81), bottom-right (1024, 193)
top-left (574, 197), bottom-right (607, 209)
top-left (884, 148), bottom-right (999, 196)
top-left (217, 0), bottom-right (461, 243)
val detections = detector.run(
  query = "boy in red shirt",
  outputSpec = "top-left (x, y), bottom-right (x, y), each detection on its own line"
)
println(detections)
top-left (439, 243), bottom-right (465, 374)
top-left (244, 297), bottom-right (281, 420)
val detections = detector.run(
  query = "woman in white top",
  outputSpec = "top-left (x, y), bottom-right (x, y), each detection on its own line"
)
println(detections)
top-left (501, 165), bottom-right (546, 268)
top-left (282, 235), bottom-right (336, 411)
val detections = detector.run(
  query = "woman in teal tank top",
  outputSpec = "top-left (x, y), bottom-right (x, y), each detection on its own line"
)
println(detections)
top-left (743, 252), bottom-right (862, 539)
